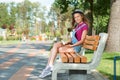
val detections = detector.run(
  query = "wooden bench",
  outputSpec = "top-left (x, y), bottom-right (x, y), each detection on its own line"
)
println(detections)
top-left (52, 33), bottom-right (108, 80)
top-left (60, 35), bottom-right (100, 63)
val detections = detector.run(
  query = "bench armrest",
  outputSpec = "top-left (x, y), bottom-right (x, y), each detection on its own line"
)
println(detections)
top-left (79, 47), bottom-right (86, 56)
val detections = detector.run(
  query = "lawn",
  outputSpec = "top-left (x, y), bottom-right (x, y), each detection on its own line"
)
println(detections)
top-left (85, 51), bottom-right (120, 80)
top-left (0, 40), bottom-right (21, 45)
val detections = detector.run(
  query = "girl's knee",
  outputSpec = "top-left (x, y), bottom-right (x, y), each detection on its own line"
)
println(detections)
top-left (53, 42), bottom-right (62, 48)
top-left (53, 43), bottom-right (58, 48)
top-left (58, 47), bottom-right (64, 53)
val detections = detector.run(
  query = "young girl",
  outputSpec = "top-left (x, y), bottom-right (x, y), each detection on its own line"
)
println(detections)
top-left (39, 10), bottom-right (89, 78)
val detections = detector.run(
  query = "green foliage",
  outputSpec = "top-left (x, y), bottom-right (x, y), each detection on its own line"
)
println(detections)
top-left (54, 0), bottom-right (70, 13)
top-left (7, 36), bottom-right (20, 40)
top-left (93, 15), bottom-right (109, 34)
top-left (56, 29), bottom-right (61, 37)
top-left (0, 36), bottom-right (3, 41)
top-left (0, 3), bottom-right (9, 28)
top-left (94, 0), bottom-right (110, 16)
top-left (9, 2), bottom-right (17, 25)
top-left (52, 0), bottom-right (110, 35)
top-left (93, 0), bottom-right (110, 34)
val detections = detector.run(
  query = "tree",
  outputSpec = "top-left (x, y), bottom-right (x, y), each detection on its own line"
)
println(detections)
top-left (106, 0), bottom-right (120, 52)
top-left (48, 3), bottom-right (62, 37)
top-left (9, 2), bottom-right (17, 25)
top-left (31, 2), bottom-right (47, 35)
top-left (93, 0), bottom-right (110, 34)
top-left (0, 3), bottom-right (9, 29)
top-left (16, 0), bottom-right (47, 36)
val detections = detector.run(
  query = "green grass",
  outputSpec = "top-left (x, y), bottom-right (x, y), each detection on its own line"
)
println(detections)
top-left (85, 51), bottom-right (120, 80)
top-left (0, 40), bottom-right (21, 45)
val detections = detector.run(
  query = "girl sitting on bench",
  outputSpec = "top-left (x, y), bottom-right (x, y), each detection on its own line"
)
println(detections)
top-left (39, 9), bottom-right (90, 78)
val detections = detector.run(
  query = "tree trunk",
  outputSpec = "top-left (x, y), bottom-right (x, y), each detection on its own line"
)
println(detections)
top-left (85, 0), bottom-right (93, 35)
top-left (106, 0), bottom-right (120, 52)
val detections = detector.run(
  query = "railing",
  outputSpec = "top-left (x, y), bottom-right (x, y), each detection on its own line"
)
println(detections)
top-left (114, 56), bottom-right (120, 80)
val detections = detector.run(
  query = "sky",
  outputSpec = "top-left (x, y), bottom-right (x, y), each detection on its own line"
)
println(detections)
top-left (0, 0), bottom-right (55, 10)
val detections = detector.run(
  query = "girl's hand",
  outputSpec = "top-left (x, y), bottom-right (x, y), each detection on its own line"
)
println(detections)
top-left (66, 44), bottom-right (73, 48)
top-left (64, 43), bottom-right (68, 45)
top-left (64, 42), bottom-right (71, 45)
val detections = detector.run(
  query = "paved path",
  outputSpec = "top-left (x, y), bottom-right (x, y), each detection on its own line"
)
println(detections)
top-left (0, 41), bottom-right (109, 80)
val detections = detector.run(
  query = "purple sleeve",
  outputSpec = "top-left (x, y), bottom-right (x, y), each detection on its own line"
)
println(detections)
top-left (82, 25), bottom-right (88, 31)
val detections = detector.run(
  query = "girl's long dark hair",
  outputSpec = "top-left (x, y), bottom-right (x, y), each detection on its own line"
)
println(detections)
top-left (71, 11), bottom-right (90, 29)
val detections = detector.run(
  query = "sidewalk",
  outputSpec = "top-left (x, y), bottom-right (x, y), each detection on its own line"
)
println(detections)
top-left (0, 41), bottom-right (109, 80)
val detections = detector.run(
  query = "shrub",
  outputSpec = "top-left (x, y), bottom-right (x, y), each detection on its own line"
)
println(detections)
top-left (0, 36), bottom-right (3, 41)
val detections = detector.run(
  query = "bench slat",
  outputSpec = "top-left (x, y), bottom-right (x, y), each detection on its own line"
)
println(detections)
top-left (83, 44), bottom-right (98, 51)
top-left (78, 55), bottom-right (87, 63)
top-left (84, 40), bottom-right (99, 45)
top-left (69, 53), bottom-right (81, 63)
top-left (86, 35), bottom-right (100, 41)
top-left (60, 52), bottom-right (68, 63)
top-left (66, 53), bottom-right (74, 63)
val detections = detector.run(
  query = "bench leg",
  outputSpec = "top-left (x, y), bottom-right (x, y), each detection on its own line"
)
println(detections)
top-left (87, 70), bottom-right (91, 74)
top-left (52, 70), bottom-right (58, 80)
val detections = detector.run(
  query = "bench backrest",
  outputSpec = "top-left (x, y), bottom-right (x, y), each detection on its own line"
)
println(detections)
top-left (83, 35), bottom-right (100, 51)
top-left (88, 33), bottom-right (108, 68)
